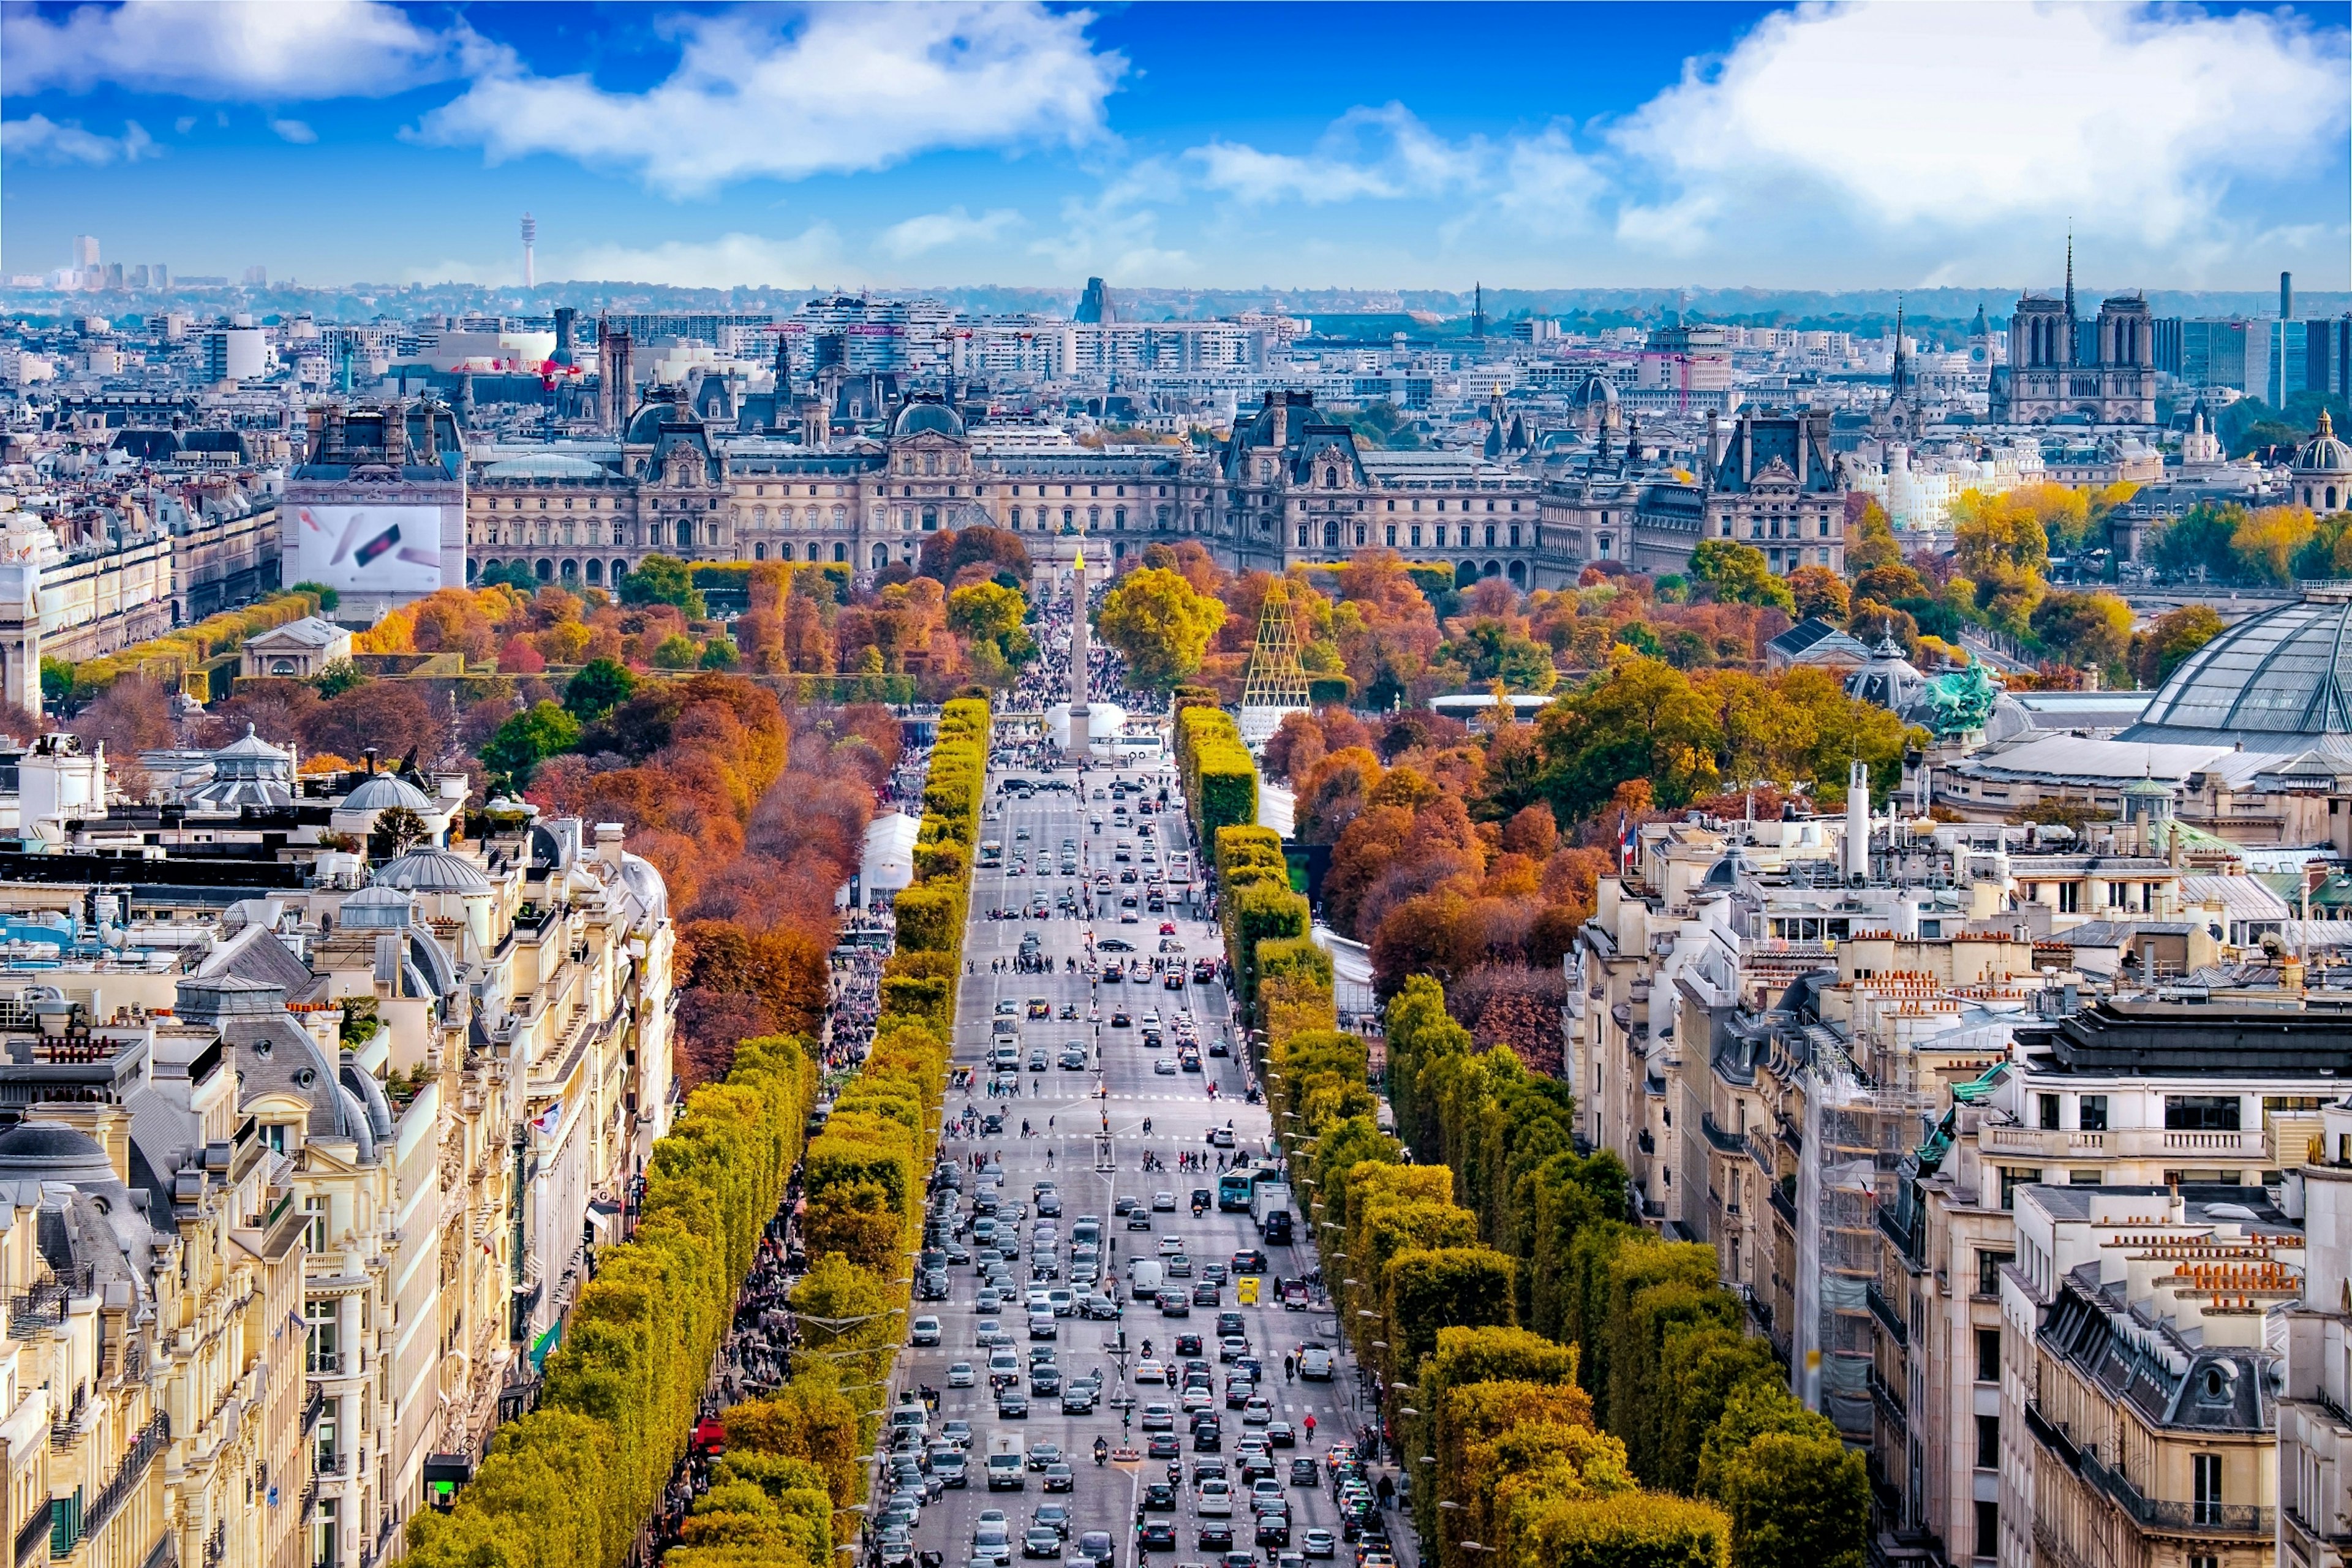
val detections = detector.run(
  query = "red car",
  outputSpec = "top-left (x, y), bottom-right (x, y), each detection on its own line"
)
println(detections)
top-left (1159, 921), bottom-right (1177, 935)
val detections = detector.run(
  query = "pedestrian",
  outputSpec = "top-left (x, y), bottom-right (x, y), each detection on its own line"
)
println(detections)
top-left (1284, 1354), bottom-right (1295, 1382)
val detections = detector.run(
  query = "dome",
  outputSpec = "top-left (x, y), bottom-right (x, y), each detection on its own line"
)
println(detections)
top-left (891, 399), bottom-right (966, 440)
top-left (0, 1123), bottom-right (118, 1188)
top-left (483, 452), bottom-right (610, 480)
top-left (337, 884), bottom-right (415, 930)
top-left (214, 723), bottom-right (288, 763)
top-left (2120, 589), bottom-right (2352, 753)
top-left (2294, 410), bottom-right (2351, 475)
top-left (339, 773), bottom-right (434, 813)
top-left (1570, 374), bottom-right (1619, 408)
top-left (374, 845), bottom-right (491, 894)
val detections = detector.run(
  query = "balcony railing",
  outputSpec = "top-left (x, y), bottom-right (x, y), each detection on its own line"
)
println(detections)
top-left (1865, 1281), bottom-right (1909, 1348)
top-left (2076, 1446), bottom-right (2272, 1536)
top-left (84, 1414), bottom-right (170, 1543)
top-left (1700, 1114), bottom-right (1748, 1155)
top-left (15, 1506), bottom-right (50, 1568)
top-left (1982, 1125), bottom-right (2270, 1161)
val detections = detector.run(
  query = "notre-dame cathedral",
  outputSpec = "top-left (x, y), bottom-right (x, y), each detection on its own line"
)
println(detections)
top-left (1989, 239), bottom-right (2158, 425)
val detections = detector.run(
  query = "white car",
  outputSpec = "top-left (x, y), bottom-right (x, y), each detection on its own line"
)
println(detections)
top-left (948, 1362), bottom-right (977, 1388)
top-left (1134, 1358), bottom-right (1167, 1384)
top-left (1197, 1479), bottom-right (1234, 1517)
top-left (1297, 1345), bottom-right (1335, 1381)
top-left (911, 1316), bottom-right (942, 1346)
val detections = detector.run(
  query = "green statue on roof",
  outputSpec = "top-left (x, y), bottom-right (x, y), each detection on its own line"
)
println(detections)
top-left (1919, 662), bottom-right (2000, 736)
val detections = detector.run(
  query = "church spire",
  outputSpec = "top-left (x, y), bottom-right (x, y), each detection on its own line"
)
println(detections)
top-left (1891, 296), bottom-right (1907, 399)
top-left (2063, 225), bottom-right (2077, 364)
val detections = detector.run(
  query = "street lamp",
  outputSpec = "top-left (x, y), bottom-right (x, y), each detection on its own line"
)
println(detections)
top-left (1438, 1502), bottom-right (1461, 1512)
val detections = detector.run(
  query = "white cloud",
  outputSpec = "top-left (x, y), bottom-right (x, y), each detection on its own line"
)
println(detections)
top-left (1, 1), bottom-right (496, 99)
top-left (173, 115), bottom-right (197, 134)
top-left (1491, 126), bottom-right (1607, 236)
top-left (1, 113), bottom-right (157, 165)
top-left (1030, 158), bottom-right (1193, 282)
top-left (270, 119), bottom-right (318, 145)
top-left (1608, 1), bottom-right (2350, 254)
top-left (549, 228), bottom-right (846, 290)
top-left (878, 206), bottom-right (1022, 260)
top-left (1191, 104), bottom-right (1479, 205)
top-left (419, 4), bottom-right (1123, 197)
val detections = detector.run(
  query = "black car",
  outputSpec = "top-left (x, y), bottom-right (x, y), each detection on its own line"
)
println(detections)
top-left (982, 1113), bottom-right (1005, 1136)
top-left (1215, 1312), bottom-right (1246, 1338)
top-left (1229, 1250), bottom-right (1267, 1276)
top-left (1196, 1523), bottom-right (1235, 1553)
top-left (1137, 1523), bottom-right (1177, 1554)
top-left (1143, 1483), bottom-right (1177, 1512)
top-left (1193, 1424), bottom-right (1221, 1452)
top-left (1159, 1291), bottom-right (1189, 1316)
top-left (1288, 1458), bottom-right (1320, 1487)
top-left (1114, 1196), bottom-right (1139, 1216)
top-left (1175, 1334), bottom-right (1204, 1357)
top-left (997, 1392), bottom-right (1030, 1418)
top-left (1042, 1465), bottom-right (1075, 1494)
top-left (1031, 1367), bottom-right (1063, 1396)
top-left (1256, 1517), bottom-right (1291, 1549)
top-left (1061, 1390), bottom-right (1092, 1415)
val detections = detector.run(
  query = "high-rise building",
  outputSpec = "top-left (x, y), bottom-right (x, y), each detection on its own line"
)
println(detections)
top-left (521, 213), bottom-right (537, 289)
top-left (1074, 277), bottom-right (1117, 325)
top-left (242, 265), bottom-right (267, 287)
top-left (72, 234), bottom-right (99, 269)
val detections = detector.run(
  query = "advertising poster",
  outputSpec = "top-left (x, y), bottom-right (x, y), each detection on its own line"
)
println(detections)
top-left (291, 504), bottom-right (445, 597)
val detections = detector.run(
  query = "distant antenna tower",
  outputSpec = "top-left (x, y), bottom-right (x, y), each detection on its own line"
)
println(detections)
top-left (521, 213), bottom-right (537, 289)
top-left (1238, 578), bottom-right (1311, 747)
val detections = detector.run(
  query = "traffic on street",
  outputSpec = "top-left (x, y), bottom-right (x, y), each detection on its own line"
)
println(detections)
top-left (865, 704), bottom-right (1405, 1568)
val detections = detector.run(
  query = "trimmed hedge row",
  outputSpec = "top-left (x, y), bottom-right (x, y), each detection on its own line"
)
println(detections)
top-left (405, 1033), bottom-right (821, 1568)
top-left (1174, 705), bottom-right (1257, 842)
top-left (405, 698), bottom-right (991, 1568)
top-left (64, 589), bottom-right (325, 700)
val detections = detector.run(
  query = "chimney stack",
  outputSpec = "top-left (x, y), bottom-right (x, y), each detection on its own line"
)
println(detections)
top-left (2280, 271), bottom-right (2294, 321)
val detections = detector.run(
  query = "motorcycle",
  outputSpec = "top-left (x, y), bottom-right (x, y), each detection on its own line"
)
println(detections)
top-left (1093, 1438), bottom-right (1110, 1468)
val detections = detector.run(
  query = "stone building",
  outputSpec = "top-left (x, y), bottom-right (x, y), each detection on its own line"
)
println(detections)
top-left (462, 388), bottom-right (1853, 597)
top-left (1989, 243), bottom-right (2158, 426)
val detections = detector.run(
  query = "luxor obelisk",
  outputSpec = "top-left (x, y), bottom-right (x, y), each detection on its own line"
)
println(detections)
top-left (1066, 548), bottom-right (1090, 762)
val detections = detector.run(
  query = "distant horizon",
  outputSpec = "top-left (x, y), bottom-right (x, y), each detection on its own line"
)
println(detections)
top-left (4, 2), bottom-right (2343, 294)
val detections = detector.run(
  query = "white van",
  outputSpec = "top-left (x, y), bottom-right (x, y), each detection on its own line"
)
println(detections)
top-left (1127, 1259), bottom-right (1164, 1296)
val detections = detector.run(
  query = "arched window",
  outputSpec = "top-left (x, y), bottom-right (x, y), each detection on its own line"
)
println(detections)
top-left (611, 559), bottom-right (630, 582)
top-left (752, 543), bottom-right (766, 561)
top-left (922, 507), bottom-right (938, 532)
top-left (923, 453), bottom-right (939, 477)
top-left (535, 558), bottom-right (554, 582)
top-left (585, 560), bottom-right (603, 585)
top-left (559, 559), bottom-right (578, 582)
top-left (809, 543), bottom-right (822, 562)
top-left (1322, 519), bottom-right (1340, 549)
top-left (1325, 467), bottom-right (1338, 488)
top-left (1457, 560), bottom-right (1479, 589)
top-left (872, 543), bottom-right (888, 568)
top-left (1508, 560), bottom-right (1527, 587)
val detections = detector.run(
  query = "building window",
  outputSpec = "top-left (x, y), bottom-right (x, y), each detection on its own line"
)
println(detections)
top-left (2192, 1454), bottom-right (2223, 1525)
top-left (2078, 1095), bottom-right (2107, 1131)
top-left (1433, 525), bottom-right (1447, 547)
top-left (1354, 524), bottom-right (1366, 546)
top-left (1508, 523), bottom-right (1521, 548)
top-left (2165, 1095), bottom-right (2241, 1131)
top-left (1385, 524), bottom-right (1397, 546)
top-left (1972, 1500), bottom-right (1997, 1563)
top-left (305, 1297), bottom-right (339, 1374)
top-left (1975, 1415), bottom-right (1999, 1469)
top-left (303, 1196), bottom-right (328, 1254)
top-left (1976, 1328), bottom-right (2000, 1384)
top-left (1409, 525), bottom-right (1422, 548)
top-left (1978, 1246), bottom-right (2017, 1293)
top-left (2038, 1094), bottom-right (2060, 1131)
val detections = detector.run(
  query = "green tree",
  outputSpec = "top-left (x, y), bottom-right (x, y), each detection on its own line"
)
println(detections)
top-left (699, 638), bottom-right (741, 670)
top-left (289, 580), bottom-right (342, 612)
top-left (1534, 657), bottom-right (1724, 820)
top-left (652, 633), bottom-right (701, 669)
top-left (1842, 499), bottom-right (1901, 575)
top-left (620, 554), bottom-right (707, 617)
top-left (311, 658), bottom-right (366, 698)
top-left (1688, 541), bottom-right (1795, 611)
top-left (564, 657), bottom-right (638, 722)
top-left (2134, 604), bottom-right (2224, 685)
top-left (1708, 1420), bottom-right (1868, 1568)
top-left (478, 560), bottom-right (538, 593)
top-left (2027, 590), bottom-right (2133, 674)
top-left (482, 699), bottom-right (581, 785)
top-left (2150, 502), bottom-right (2247, 581)
top-left (39, 658), bottom-right (75, 711)
top-left (1096, 566), bottom-right (1227, 688)
top-left (1446, 619), bottom-right (1559, 693)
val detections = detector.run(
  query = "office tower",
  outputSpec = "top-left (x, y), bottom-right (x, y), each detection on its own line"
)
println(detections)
top-left (72, 235), bottom-right (99, 269)
top-left (521, 213), bottom-right (537, 288)
top-left (2282, 270), bottom-right (2294, 320)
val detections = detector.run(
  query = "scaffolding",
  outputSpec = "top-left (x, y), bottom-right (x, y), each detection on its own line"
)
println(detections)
top-left (1792, 1023), bottom-right (1938, 1446)
top-left (1238, 578), bottom-right (1311, 747)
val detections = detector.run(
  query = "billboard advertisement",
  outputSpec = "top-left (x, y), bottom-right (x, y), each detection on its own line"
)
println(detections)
top-left (289, 504), bottom-right (445, 597)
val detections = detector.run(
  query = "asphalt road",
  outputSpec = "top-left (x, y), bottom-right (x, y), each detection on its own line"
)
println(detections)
top-left (875, 741), bottom-right (1382, 1568)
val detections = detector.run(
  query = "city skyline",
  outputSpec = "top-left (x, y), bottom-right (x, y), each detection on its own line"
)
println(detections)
top-left (2, 0), bottom-right (2348, 295)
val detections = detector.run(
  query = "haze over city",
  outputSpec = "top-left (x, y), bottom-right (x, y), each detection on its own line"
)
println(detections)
top-left (4, 0), bottom-right (2348, 293)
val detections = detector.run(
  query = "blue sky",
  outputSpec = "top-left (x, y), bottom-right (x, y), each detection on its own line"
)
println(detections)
top-left (3, 1), bottom-right (2347, 293)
